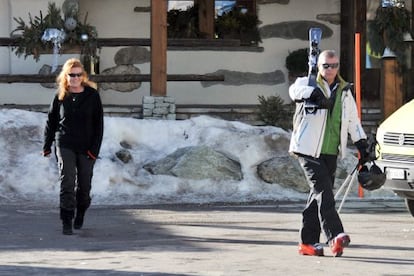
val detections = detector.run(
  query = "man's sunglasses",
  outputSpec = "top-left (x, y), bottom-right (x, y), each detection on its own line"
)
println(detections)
top-left (321, 63), bottom-right (339, 69)
top-left (68, 73), bottom-right (83, 77)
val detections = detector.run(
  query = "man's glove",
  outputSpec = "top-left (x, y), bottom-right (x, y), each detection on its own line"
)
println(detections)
top-left (308, 88), bottom-right (332, 109)
top-left (355, 139), bottom-right (370, 165)
top-left (43, 149), bottom-right (51, 157)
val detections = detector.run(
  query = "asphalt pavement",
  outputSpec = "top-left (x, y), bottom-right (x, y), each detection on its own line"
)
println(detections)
top-left (0, 199), bottom-right (413, 276)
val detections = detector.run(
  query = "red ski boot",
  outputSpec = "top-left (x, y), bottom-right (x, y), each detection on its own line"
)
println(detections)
top-left (330, 233), bottom-right (350, 257)
top-left (298, 243), bottom-right (324, 256)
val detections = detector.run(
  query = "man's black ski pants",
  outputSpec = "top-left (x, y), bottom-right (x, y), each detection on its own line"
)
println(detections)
top-left (297, 153), bottom-right (344, 244)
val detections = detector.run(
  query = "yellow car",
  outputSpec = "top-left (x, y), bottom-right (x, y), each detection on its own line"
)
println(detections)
top-left (376, 99), bottom-right (414, 217)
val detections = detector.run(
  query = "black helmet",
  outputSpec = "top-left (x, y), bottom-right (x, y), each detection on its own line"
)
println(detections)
top-left (358, 162), bottom-right (386, 191)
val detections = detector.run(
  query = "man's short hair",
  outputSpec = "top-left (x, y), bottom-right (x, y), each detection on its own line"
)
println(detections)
top-left (318, 50), bottom-right (339, 65)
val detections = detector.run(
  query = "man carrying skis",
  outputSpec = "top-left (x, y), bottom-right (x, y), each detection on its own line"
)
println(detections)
top-left (289, 50), bottom-right (369, 257)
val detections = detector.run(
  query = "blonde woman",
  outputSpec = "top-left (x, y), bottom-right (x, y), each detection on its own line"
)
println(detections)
top-left (43, 58), bottom-right (103, 235)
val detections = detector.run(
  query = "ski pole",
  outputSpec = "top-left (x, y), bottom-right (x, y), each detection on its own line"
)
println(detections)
top-left (335, 163), bottom-right (359, 200)
top-left (337, 165), bottom-right (359, 213)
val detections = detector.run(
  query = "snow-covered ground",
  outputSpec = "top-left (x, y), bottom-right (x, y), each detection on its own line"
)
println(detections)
top-left (0, 108), bottom-right (395, 206)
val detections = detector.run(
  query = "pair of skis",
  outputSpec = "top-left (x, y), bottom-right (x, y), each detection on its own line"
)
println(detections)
top-left (304, 27), bottom-right (322, 114)
top-left (292, 28), bottom-right (323, 118)
top-left (307, 27), bottom-right (322, 87)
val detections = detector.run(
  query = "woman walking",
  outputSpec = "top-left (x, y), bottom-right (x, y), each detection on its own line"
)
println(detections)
top-left (43, 58), bottom-right (104, 235)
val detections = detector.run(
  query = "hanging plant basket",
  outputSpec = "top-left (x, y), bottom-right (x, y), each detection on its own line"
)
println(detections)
top-left (368, 4), bottom-right (412, 67)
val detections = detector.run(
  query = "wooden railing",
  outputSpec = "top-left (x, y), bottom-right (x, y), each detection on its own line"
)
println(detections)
top-left (0, 37), bottom-right (238, 83)
top-left (0, 37), bottom-right (241, 48)
top-left (0, 74), bottom-right (224, 83)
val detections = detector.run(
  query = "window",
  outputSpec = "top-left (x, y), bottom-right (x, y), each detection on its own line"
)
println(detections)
top-left (167, 0), bottom-right (260, 45)
top-left (168, 1), bottom-right (255, 16)
top-left (168, 1), bottom-right (194, 11)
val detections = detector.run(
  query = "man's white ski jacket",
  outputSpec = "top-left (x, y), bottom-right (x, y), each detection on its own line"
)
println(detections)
top-left (289, 76), bottom-right (367, 159)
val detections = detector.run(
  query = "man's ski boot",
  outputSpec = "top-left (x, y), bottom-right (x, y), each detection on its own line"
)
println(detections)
top-left (299, 243), bottom-right (324, 256)
top-left (329, 233), bottom-right (350, 257)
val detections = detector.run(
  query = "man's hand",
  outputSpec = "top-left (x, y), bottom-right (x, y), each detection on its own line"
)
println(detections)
top-left (309, 88), bottom-right (332, 109)
top-left (355, 139), bottom-right (370, 165)
top-left (43, 150), bottom-right (51, 157)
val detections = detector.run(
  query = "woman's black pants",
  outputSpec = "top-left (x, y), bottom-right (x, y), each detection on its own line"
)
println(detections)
top-left (56, 147), bottom-right (95, 212)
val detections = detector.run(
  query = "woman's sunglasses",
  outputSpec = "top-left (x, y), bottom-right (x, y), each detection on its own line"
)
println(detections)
top-left (68, 73), bottom-right (83, 77)
top-left (321, 63), bottom-right (339, 69)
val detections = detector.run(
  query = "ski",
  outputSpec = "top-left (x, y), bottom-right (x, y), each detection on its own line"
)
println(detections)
top-left (303, 27), bottom-right (323, 114)
top-left (307, 27), bottom-right (322, 87)
top-left (293, 27), bottom-right (323, 118)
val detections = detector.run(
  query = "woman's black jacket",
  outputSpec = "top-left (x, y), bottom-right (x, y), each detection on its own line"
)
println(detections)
top-left (43, 86), bottom-right (104, 158)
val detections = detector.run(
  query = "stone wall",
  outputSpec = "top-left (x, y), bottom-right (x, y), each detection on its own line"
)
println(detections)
top-left (142, 96), bottom-right (176, 120)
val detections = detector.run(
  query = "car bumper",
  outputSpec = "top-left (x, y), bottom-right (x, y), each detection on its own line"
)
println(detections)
top-left (375, 160), bottom-right (414, 194)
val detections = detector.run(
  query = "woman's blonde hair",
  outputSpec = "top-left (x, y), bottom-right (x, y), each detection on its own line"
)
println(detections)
top-left (56, 58), bottom-right (97, 100)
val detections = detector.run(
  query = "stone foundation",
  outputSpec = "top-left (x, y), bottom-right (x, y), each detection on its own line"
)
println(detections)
top-left (142, 96), bottom-right (176, 120)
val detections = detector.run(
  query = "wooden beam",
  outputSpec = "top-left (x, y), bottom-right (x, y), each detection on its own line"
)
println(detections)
top-left (0, 74), bottom-right (224, 83)
top-left (198, 0), bottom-right (215, 39)
top-left (0, 37), bottom-right (241, 48)
top-left (381, 58), bottom-right (403, 119)
top-left (151, 0), bottom-right (167, 96)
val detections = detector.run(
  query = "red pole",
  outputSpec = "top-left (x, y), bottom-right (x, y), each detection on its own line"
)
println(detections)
top-left (355, 32), bottom-right (364, 198)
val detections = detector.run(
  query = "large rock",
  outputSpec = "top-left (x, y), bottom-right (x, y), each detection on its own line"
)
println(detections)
top-left (143, 146), bottom-right (242, 181)
top-left (39, 64), bottom-right (62, 89)
top-left (114, 46), bottom-right (151, 65)
top-left (259, 21), bottom-right (333, 40)
top-left (257, 154), bottom-right (360, 194)
top-left (257, 156), bottom-right (309, 193)
top-left (202, 69), bottom-right (285, 87)
top-left (100, 65), bottom-right (141, 92)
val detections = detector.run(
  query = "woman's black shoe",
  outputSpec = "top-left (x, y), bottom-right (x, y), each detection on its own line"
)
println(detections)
top-left (62, 220), bottom-right (73, 235)
top-left (74, 210), bottom-right (85, 229)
